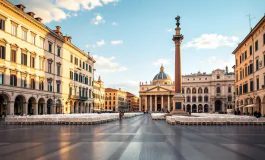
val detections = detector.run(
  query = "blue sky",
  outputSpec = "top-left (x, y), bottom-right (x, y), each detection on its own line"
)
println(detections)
top-left (11, 0), bottom-right (265, 95)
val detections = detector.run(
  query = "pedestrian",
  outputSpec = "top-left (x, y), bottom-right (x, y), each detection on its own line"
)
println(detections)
top-left (119, 111), bottom-right (122, 120)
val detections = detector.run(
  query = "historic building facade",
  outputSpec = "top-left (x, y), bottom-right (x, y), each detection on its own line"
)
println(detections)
top-left (105, 88), bottom-right (127, 111)
top-left (139, 65), bottom-right (235, 113)
top-left (233, 15), bottom-right (265, 116)
top-left (0, 1), bottom-right (95, 115)
top-left (126, 92), bottom-right (139, 112)
top-left (93, 76), bottom-right (105, 111)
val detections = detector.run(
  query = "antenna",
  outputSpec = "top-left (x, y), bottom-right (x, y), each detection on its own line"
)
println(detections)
top-left (246, 14), bottom-right (256, 31)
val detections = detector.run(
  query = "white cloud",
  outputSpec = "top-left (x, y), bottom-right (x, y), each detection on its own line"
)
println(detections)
top-left (10, 0), bottom-right (119, 23)
top-left (97, 40), bottom-right (105, 46)
top-left (93, 55), bottom-right (127, 72)
top-left (183, 34), bottom-right (239, 49)
top-left (167, 28), bottom-right (174, 32)
top-left (152, 59), bottom-right (171, 66)
top-left (111, 40), bottom-right (123, 45)
top-left (107, 80), bottom-right (139, 96)
top-left (112, 22), bottom-right (118, 26)
top-left (91, 14), bottom-right (105, 25)
top-left (202, 56), bottom-right (234, 73)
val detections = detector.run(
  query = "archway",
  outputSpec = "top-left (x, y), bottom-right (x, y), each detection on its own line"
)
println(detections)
top-left (56, 99), bottom-right (62, 114)
top-left (78, 102), bottom-right (81, 113)
top-left (186, 104), bottom-right (191, 112)
top-left (0, 93), bottom-right (10, 116)
top-left (157, 97), bottom-right (161, 111)
top-left (47, 99), bottom-right (53, 114)
top-left (215, 100), bottom-right (222, 113)
top-left (198, 104), bottom-right (203, 113)
top-left (256, 96), bottom-right (261, 113)
top-left (192, 104), bottom-right (197, 113)
top-left (14, 95), bottom-right (25, 115)
top-left (28, 97), bottom-right (36, 115)
top-left (74, 101), bottom-right (77, 113)
top-left (204, 104), bottom-right (209, 113)
top-left (38, 98), bottom-right (45, 115)
top-left (85, 103), bottom-right (88, 113)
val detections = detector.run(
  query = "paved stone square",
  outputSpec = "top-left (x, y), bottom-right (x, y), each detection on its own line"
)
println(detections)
top-left (0, 115), bottom-right (265, 160)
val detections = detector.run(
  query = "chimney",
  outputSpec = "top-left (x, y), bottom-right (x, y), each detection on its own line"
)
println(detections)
top-left (16, 4), bottom-right (26, 12)
top-left (54, 26), bottom-right (62, 36)
top-left (68, 36), bottom-right (72, 43)
top-left (226, 65), bottom-right (228, 73)
top-left (35, 17), bottom-right (42, 23)
top-left (88, 52), bottom-right (90, 56)
top-left (27, 12), bottom-right (35, 18)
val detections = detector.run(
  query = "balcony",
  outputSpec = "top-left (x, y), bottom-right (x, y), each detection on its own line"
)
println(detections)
top-left (68, 95), bottom-right (88, 101)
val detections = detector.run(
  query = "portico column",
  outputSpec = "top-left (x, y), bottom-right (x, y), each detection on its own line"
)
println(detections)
top-left (145, 96), bottom-right (147, 112)
top-left (161, 95), bottom-right (164, 111)
top-left (185, 105), bottom-right (187, 112)
top-left (43, 103), bottom-right (47, 114)
top-left (168, 95), bottom-right (170, 112)
top-left (196, 105), bottom-right (198, 113)
top-left (203, 105), bottom-right (205, 113)
top-left (150, 95), bottom-right (152, 111)
top-left (34, 103), bottom-right (38, 115)
top-left (139, 96), bottom-right (142, 111)
top-left (23, 102), bottom-right (28, 115)
top-left (155, 95), bottom-right (157, 111)
top-left (9, 101), bottom-right (14, 115)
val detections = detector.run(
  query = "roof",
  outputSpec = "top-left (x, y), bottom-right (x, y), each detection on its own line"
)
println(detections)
top-left (232, 15), bottom-right (265, 54)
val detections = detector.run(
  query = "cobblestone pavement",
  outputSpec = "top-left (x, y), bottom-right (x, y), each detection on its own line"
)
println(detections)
top-left (0, 115), bottom-right (265, 160)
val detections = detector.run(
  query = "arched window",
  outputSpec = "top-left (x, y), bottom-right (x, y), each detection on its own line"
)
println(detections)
top-left (39, 81), bottom-right (44, 90)
top-left (192, 96), bottom-right (196, 102)
top-left (186, 88), bottom-right (191, 94)
top-left (182, 88), bottom-right (184, 94)
top-left (204, 96), bottom-right (208, 102)
top-left (30, 78), bottom-right (35, 89)
top-left (192, 88), bottom-right (196, 94)
top-left (187, 96), bottom-right (191, 102)
top-left (204, 87), bottom-right (208, 93)
top-left (198, 96), bottom-right (202, 102)
top-left (198, 88), bottom-right (202, 94)
top-left (216, 87), bottom-right (221, 93)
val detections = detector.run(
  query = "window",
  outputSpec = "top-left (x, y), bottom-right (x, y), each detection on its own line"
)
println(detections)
top-left (0, 18), bottom-right (5, 31)
top-left (70, 54), bottom-right (73, 63)
top-left (239, 86), bottom-right (242, 95)
top-left (39, 81), bottom-right (44, 90)
top-left (57, 83), bottom-right (60, 93)
top-left (30, 78), bottom-right (35, 89)
top-left (83, 62), bottom-right (85, 69)
top-left (11, 50), bottom-right (16, 62)
top-left (217, 76), bottom-right (220, 79)
top-left (48, 82), bottom-right (52, 92)
top-left (74, 72), bottom-right (78, 81)
top-left (0, 72), bottom-right (4, 84)
top-left (21, 53), bottom-right (27, 65)
top-left (204, 96), bottom-right (208, 102)
top-left (75, 57), bottom-right (78, 65)
top-left (245, 51), bottom-right (247, 59)
top-left (79, 60), bottom-right (81, 67)
top-left (236, 59), bottom-right (238, 66)
top-left (22, 30), bottom-right (27, 40)
top-left (39, 59), bottom-right (44, 71)
top-left (57, 65), bottom-right (61, 76)
top-left (256, 59), bottom-right (259, 71)
top-left (216, 87), bottom-right (221, 93)
top-left (264, 54), bottom-right (265, 67)
top-left (31, 34), bottom-right (35, 44)
top-left (70, 71), bottom-right (73, 80)
top-left (40, 38), bottom-right (44, 48)
top-left (0, 46), bottom-right (5, 59)
top-left (21, 77), bottom-right (26, 88)
top-left (250, 45), bottom-right (252, 55)
top-left (198, 96), bottom-right (202, 102)
top-left (255, 40), bottom-right (258, 51)
top-left (86, 63), bottom-right (88, 70)
top-left (228, 96), bottom-right (232, 102)
top-left (89, 77), bottom-right (92, 86)
top-left (11, 24), bottom-right (17, 36)
top-left (30, 56), bottom-right (35, 68)
top-left (48, 63), bottom-right (52, 73)
top-left (257, 78), bottom-right (259, 90)
top-left (264, 34), bottom-right (265, 45)
top-left (250, 81), bottom-right (253, 92)
top-left (10, 75), bottom-right (17, 86)
top-left (245, 66), bottom-right (247, 77)
top-left (48, 42), bottom-right (52, 52)
top-left (192, 96), bottom-right (196, 102)
top-left (89, 65), bottom-right (92, 72)
top-left (249, 64), bottom-right (253, 74)
top-left (240, 56), bottom-right (241, 63)
top-left (57, 46), bottom-right (61, 57)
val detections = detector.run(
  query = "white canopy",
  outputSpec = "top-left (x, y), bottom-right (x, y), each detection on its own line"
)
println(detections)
top-left (244, 104), bottom-right (256, 108)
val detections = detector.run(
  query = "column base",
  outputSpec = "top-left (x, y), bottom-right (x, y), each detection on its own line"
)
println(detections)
top-left (170, 93), bottom-right (187, 115)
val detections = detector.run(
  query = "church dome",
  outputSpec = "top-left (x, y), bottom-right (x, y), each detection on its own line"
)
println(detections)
top-left (153, 65), bottom-right (172, 85)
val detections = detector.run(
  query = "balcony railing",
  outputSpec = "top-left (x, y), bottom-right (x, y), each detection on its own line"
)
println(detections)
top-left (68, 95), bottom-right (88, 101)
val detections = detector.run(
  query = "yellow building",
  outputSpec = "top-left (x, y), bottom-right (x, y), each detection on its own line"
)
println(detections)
top-left (93, 76), bottom-right (105, 111)
top-left (105, 88), bottom-right (127, 111)
top-left (126, 92), bottom-right (139, 112)
top-left (233, 15), bottom-right (265, 115)
top-left (0, 1), bottom-right (95, 115)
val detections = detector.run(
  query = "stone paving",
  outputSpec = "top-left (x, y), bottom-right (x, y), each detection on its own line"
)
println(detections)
top-left (0, 115), bottom-right (265, 160)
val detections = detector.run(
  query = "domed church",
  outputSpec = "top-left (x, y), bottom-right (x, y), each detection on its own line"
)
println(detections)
top-left (139, 65), bottom-right (235, 113)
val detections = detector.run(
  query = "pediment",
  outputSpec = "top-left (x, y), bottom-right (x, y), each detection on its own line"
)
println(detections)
top-left (146, 86), bottom-right (173, 92)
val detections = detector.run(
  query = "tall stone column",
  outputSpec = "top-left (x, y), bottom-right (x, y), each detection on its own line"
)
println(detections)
top-left (155, 95), bottom-right (157, 111)
top-left (139, 96), bottom-right (141, 111)
top-left (145, 96), bottom-right (147, 112)
top-left (161, 95), bottom-right (164, 111)
top-left (44, 103), bottom-right (47, 114)
top-left (23, 102), bottom-right (28, 115)
top-left (9, 101), bottom-right (14, 115)
top-left (34, 103), bottom-right (38, 115)
top-left (150, 95), bottom-right (152, 111)
top-left (168, 95), bottom-right (170, 112)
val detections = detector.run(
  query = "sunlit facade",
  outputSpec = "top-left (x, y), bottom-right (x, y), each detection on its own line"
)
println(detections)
top-left (0, 1), bottom-right (95, 115)
top-left (126, 92), bottom-right (139, 112)
top-left (93, 76), bottom-right (105, 111)
top-left (139, 65), bottom-right (235, 113)
top-left (233, 15), bottom-right (265, 115)
top-left (105, 88), bottom-right (127, 111)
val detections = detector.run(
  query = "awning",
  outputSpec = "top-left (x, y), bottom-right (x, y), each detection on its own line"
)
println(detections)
top-left (238, 105), bottom-right (244, 108)
top-left (244, 104), bottom-right (257, 108)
